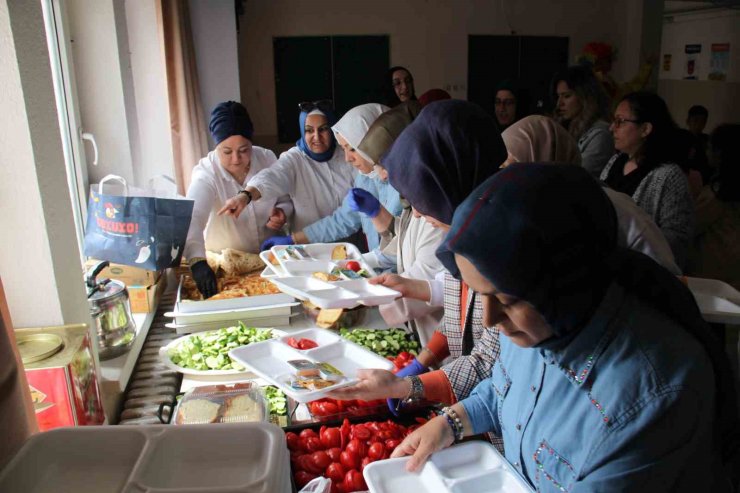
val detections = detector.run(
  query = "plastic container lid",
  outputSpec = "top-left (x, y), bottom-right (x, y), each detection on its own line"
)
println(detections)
top-left (173, 382), bottom-right (267, 425)
top-left (0, 424), bottom-right (291, 493)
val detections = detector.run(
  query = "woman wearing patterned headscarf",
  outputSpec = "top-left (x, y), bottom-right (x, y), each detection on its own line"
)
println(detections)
top-left (218, 100), bottom-right (355, 236)
top-left (184, 101), bottom-right (292, 298)
top-left (330, 102), bottom-right (508, 450)
top-left (392, 164), bottom-right (738, 491)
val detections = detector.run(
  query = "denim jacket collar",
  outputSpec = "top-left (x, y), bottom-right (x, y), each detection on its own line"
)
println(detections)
top-left (539, 283), bottom-right (624, 388)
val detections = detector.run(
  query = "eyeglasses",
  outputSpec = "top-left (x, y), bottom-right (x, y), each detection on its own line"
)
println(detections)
top-left (494, 98), bottom-right (516, 107)
top-left (612, 117), bottom-right (641, 129)
top-left (298, 99), bottom-right (334, 113)
top-left (392, 77), bottom-right (412, 88)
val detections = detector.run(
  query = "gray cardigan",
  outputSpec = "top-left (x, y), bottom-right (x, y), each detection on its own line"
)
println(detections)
top-left (601, 155), bottom-right (695, 268)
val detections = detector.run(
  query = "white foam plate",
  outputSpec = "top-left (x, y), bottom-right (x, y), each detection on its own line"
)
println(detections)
top-left (364, 441), bottom-right (533, 493)
top-left (269, 277), bottom-right (400, 309)
top-left (159, 328), bottom-right (283, 376)
top-left (686, 276), bottom-right (740, 324)
top-left (229, 330), bottom-right (394, 403)
top-left (259, 250), bottom-right (285, 277)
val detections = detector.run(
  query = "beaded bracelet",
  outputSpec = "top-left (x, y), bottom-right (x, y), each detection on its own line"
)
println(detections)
top-left (441, 406), bottom-right (464, 442)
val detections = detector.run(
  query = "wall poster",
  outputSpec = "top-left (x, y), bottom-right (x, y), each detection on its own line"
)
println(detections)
top-left (709, 43), bottom-right (730, 81)
top-left (684, 44), bottom-right (702, 79)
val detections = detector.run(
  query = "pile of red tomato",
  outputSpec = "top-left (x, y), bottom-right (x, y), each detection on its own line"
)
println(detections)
top-left (388, 351), bottom-right (415, 373)
top-left (307, 397), bottom-right (386, 418)
top-left (287, 418), bottom-right (426, 492)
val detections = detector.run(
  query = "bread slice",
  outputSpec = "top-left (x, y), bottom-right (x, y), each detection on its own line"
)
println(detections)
top-left (221, 394), bottom-right (262, 422)
top-left (317, 308), bottom-right (345, 329)
top-left (331, 245), bottom-right (347, 260)
top-left (176, 398), bottom-right (220, 424)
top-left (222, 248), bottom-right (265, 276)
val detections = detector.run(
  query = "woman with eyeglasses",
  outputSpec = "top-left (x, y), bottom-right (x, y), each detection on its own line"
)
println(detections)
top-left (184, 101), bottom-right (292, 299)
top-left (601, 91), bottom-right (694, 268)
top-left (493, 79), bottom-right (528, 131)
top-left (218, 100), bottom-right (355, 237)
top-left (260, 103), bottom-right (404, 252)
top-left (386, 66), bottom-right (417, 107)
top-left (552, 65), bottom-right (614, 178)
top-left (387, 164), bottom-right (737, 491)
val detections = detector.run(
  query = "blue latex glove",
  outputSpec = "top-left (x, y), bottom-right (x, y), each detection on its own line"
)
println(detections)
top-left (387, 358), bottom-right (428, 416)
top-left (347, 188), bottom-right (381, 218)
top-left (260, 235), bottom-right (293, 251)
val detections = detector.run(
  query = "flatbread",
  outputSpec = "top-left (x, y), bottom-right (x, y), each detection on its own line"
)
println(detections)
top-left (221, 248), bottom-right (265, 276)
top-left (312, 272), bottom-right (341, 282)
top-left (206, 250), bottom-right (223, 274)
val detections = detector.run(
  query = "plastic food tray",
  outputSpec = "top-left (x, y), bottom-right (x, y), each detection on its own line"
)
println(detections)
top-left (175, 275), bottom-right (294, 314)
top-left (269, 277), bottom-right (400, 309)
top-left (173, 383), bottom-right (267, 425)
top-left (259, 250), bottom-right (285, 277)
top-left (685, 276), bottom-right (740, 324)
top-left (159, 328), bottom-right (282, 376)
top-left (164, 302), bottom-right (299, 325)
top-left (0, 424), bottom-right (291, 493)
top-left (270, 242), bottom-right (375, 277)
top-left (229, 328), bottom-right (394, 403)
top-left (364, 441), bottom-right (533, 493)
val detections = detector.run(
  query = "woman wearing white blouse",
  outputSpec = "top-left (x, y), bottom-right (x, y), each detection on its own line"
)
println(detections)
top-left (184, 101), bottom-right (292, 298)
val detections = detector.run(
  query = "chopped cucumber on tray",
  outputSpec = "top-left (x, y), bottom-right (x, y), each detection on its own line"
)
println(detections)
top-left (168, 322), bottom-right (273, 371)
top-left (339, 328), bottom-right (419, 358)
top-left (263, 386), bottom-right (287, 416)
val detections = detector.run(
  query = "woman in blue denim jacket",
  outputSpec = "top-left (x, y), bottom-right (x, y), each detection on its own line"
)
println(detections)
top-left (392, 164), bottom-right (738, 492)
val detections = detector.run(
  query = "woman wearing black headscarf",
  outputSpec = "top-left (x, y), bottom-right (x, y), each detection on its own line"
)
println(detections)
top-left (331, 101), bottom-right (507, 446)
top-left (184, 101), bottom-right (292, 298)
top-left (390, 164), bottom-right (738, 491)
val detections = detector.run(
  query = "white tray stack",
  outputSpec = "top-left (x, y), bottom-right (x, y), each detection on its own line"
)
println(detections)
top-left (0, 423), bottom-right (291, 493)
top-left (363, 441), bottom-right (534, 493)
top-left (166, 275), bottom-right (299, 334)
top-left (264, 243), bottom-right (401, 310)
top-left (685, 276), bottom-right (740, 324)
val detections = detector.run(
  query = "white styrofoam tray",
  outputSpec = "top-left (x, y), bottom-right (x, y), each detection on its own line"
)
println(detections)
top-left (686, 276), bottom-right (740, 324)
top-left (175, 275), bottom-right (294, 314)
top-left (269, 276), bottom-right (400, 309)
top-left (159, 328), bottom-right (284, 376)
top-left (229, 328), bottom-right (394, 403)
top-left (271, 242), bottom-right (375, 276)
top-left (0, 424), bottom-right (291, 493)
top-left (165, 314), bottom-right (297, 335)
top-left (164, 302), bottom-right (299, 325)
top-left (259, 250), bottom-right (285, 277)
top-left (364, 441), bottom-right (533, 493)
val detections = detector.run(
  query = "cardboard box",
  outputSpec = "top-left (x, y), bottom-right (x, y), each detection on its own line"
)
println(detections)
top-left (84, 258), bottom-right (161, 287)
top-left (128, 273), bottom-right (167, 313)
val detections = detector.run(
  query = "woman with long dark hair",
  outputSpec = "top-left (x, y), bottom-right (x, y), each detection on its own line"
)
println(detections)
top-left (552, 65), bottom-right (613, 177)
top-left (601, 91), bottom-right (694, 268)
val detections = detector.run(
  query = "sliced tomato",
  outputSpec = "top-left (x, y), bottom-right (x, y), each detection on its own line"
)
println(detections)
top-left (339, 449), bottom-right (360, 470)
top-left (351, 424), bottom-right (371, 440)
top-left (305, 436), bottom-right (323, 452)
top-left (299, 428), bottom-right (318, 439)
top-left (360, 456), bottom-right (374, 471)
top-left (344, 469), bottom-right (366, 492)
top-left (345, 260), bottom-right (361, 272)
top-left (384, 438), bottom-right (401, 451)
top-left (298, 338), bottom-right (318, 349)
top-left (311, 450), bottom-right (332, 471)
top-left (286, 337), bottom-right (301, 349)
top-left (285, 432), bottom-right (301, 451)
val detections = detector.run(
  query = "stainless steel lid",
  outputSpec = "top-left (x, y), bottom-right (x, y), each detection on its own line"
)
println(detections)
top-left (88, 278), bottom-right (127, 303)
top-left (17, 333), bottom-right (65, 364)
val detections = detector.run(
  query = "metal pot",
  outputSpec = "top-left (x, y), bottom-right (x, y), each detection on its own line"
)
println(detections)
top-left (86, 261), bottom-right (137, 360)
